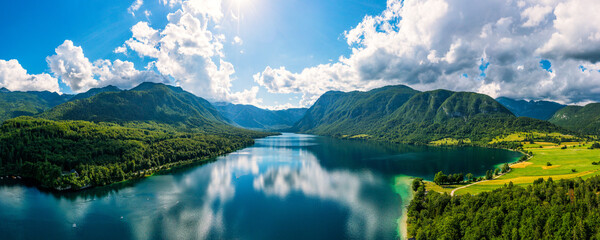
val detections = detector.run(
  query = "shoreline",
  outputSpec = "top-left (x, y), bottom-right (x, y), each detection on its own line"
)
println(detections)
top-left (393, 175), bottom-right (415, 240)
top-left (0, 137), bottom-right (266, 193)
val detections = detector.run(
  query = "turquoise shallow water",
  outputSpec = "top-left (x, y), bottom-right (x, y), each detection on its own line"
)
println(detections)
top-left (0, 133), bottom-right (520, 239)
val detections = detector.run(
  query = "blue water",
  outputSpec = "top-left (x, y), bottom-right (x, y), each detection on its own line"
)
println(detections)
top-left (0, 133), bottom-right (520, 239)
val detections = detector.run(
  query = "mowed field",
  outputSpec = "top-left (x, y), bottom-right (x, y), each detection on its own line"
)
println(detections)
top-left (454, 141), bottom-right (600, 195)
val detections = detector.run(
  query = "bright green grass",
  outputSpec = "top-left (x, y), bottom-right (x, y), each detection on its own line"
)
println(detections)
top-left (340, 134), bottom-right (371, 139)
top-left (489, 132), bottom-right (575, 144)
top-left (422, 181), bottom-right (466, 194)
top-left (429, 138), bottom-right (471, 146)
top-left (455, 143), bottom-right (600, 195)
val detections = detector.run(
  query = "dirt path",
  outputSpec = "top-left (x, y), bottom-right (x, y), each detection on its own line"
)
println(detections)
top-left (450, 155), bottom-right (530, 196)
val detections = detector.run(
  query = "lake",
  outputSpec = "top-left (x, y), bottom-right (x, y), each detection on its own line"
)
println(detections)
top-left (0, 133), bottom-right (520, 239)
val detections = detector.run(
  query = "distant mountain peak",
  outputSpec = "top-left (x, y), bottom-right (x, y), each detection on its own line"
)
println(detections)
top-left (214, 102), bottom-right (308, 130)
top-left (69, 85), bottom-right (123, 101)
top-left (496, 97), bottom-right (565, 120)
top-left (131, 82), bottom-right (184, 93)
top-left (40, 81), bottom-right (226, 128)
top-left (0, 87), bottom-right (10, 93)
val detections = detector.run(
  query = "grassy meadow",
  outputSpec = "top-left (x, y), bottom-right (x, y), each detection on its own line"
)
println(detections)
top-left (454, 140), bottom-right (600, 195)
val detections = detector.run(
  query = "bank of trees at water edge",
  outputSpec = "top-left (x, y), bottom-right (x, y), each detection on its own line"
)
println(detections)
top-left (0, 117), bottom-right (270, 190)
top-left (431, 163), bottom-right (510, 185)
top-left (408, 176), bottom-right (600, 239)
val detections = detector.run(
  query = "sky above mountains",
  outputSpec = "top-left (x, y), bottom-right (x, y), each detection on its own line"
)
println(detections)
top-left (0, 0), bottom-right (599, 109)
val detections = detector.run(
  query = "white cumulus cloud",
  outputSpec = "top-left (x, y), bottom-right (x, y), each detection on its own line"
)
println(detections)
top-left (128, 0), bottom-right (144, 16)
top-left (0, 59), bottom-right (60, 92)
top-left (47, 40), bottom-right (97, 92)
top-left (254, 0), bottom-right (600, 106)
top-left (48, 40), bottom-right (167, 92)
top-left (121, 0), bottom-right (259, 104)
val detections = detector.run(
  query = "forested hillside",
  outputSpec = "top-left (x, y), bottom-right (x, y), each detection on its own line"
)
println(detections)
top-left (0, 89), bottom-right (72, 122)
top-left (549, 103), bottom-right (600, 135)
top-left (68, 85), bottom-right (122, 101)
top-left (408, 176), bottom-right (600, 239)
top-left (496, 97), bottom-right (565, 120)
top-left (0, 117), bottom-right (270, 189)
top-left (39, 82), bottom-right (229, 132)
top-left (293, 85), bottom-right (419, 133)
top-left (0, 82), bottom-right (276, 190)
top-left (214, 102), bottom-right (307, 130)
top-left (293, 85), bottom-right (565, 144)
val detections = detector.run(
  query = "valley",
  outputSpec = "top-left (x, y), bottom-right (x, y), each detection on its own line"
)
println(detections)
top-left (0, 82), bottom-right (599, 240)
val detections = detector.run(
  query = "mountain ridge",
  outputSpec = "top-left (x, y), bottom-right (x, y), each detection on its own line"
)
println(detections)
top-left (214, 102), bottom-right (307, 130)
top-left (39, 82), bottom-right (229, 131)
top-left (496, 97), bottom-right (566, 120)
top-left (293, 85), bottom-right (565, 144)
top-left (549, 103), bottom-right (600, 135)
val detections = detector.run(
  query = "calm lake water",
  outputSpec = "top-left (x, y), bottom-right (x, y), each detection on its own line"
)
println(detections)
top-left (0, 133), bottom-right (520, 239)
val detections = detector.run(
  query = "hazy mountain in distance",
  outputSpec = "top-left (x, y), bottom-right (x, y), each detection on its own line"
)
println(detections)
top-left (549, 103), bottom-right (600, 135)
top-left (293, 85), bottom-right (564, 144)
top-left (214, 102), bottom-right (307, 130)
top-left (496, 97), bottom-right (565, 120)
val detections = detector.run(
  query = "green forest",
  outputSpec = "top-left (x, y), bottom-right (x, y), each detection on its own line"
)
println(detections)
top-left (407, 176), bottom-right (600, 239)
top-left (292, 85), bottom-right (573, 145)
top-left (0, 117), bottom-right (272, 190)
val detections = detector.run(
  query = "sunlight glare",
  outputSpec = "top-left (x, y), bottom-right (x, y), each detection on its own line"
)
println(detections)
top-left (233, 0), bottom-right (247, 7)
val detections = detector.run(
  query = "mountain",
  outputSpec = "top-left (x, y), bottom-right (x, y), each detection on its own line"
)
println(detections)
top-left (496, 97), bottom-right (565, 120)
top-left (549, 103), bottom-right (600, 135)
top-left (214, 102), bottom-right (307, 130)
top-left (0, 90), bottom-right (72, 122)
top-left (0, 82), bottom-right (274, 190)
top-left (39, 82), bottom-right (229, 131)
top-left (294, 85), bottom-right (420, 133)
top-left (293, 85), bottom-right (564, 144)
top-left (69, 85), bottom-right (122, 101)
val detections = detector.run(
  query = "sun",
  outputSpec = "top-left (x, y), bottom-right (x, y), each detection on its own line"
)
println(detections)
top-left (232, 0), bottom-right (247, 7)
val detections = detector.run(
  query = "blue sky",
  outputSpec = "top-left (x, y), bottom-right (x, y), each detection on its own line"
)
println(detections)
top-left (0, 0), bottom-right (386, 108)
top-left (1, 0), bottom-right (600, 108)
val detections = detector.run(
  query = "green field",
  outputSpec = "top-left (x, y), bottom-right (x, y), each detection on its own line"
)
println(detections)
top-left (454, 142), bottom-right (600, 195)
top-left (429, 138), bottom-right (471, 146)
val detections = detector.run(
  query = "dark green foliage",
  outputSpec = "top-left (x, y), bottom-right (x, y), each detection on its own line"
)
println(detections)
top-left (518, 155), bottom-right (528, 162)
top-left (411, 178), bottom-right (423, 192)
top-left (214, 102), bottom-right (307, 130)
top-left (547, 162), bottom-right (552, 166)
top-left (501, 163), bottom-right (510, 173)
top-left (293, 85), bottom-right (569, 145)
top-left (0, 117), bottom-right (270, 189)
top-left (433, 171), bottom-right (463, 185)
top-left (0, 90), bottom-right (71, 122)
top-left (292, 85), bottom-right (420, 133)
top-left (433, 171), bottom-right (447, 185)
top-left (39, 82), bottom-right (228, 131)
top-left (590, 142), bottom-right (600, 149)
top-left (408, 176), bottom-right (600, 239)
top-left (549, 103), bottom-right (600, 135)
top-left (593, 162), bottom-right (599, 165)
top-left (496, 97), bottom-right (565, 120)
top-left (494, 168), bottom-right (500, 175)
top-left (68, 85), bottom-right (122, 101)
top-left (486, 170), bottom-right (493, 180)
top-left (465, 173), bottom-right (474, 182)
top-left (412, 178), bottom-right (424, 191)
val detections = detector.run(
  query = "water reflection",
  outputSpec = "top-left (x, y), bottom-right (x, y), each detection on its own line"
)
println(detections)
top-left (0, 133), bottom-right (519, 240)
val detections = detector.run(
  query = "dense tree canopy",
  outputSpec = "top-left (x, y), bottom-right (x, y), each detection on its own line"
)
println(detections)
top-left (408, 176), bottom-right (600, 239)
top-left (0, 117), bottom-right (272, 189)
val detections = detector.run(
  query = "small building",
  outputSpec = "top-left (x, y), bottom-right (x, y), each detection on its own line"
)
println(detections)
top-left (62, 169), bottom-right (80, 177)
